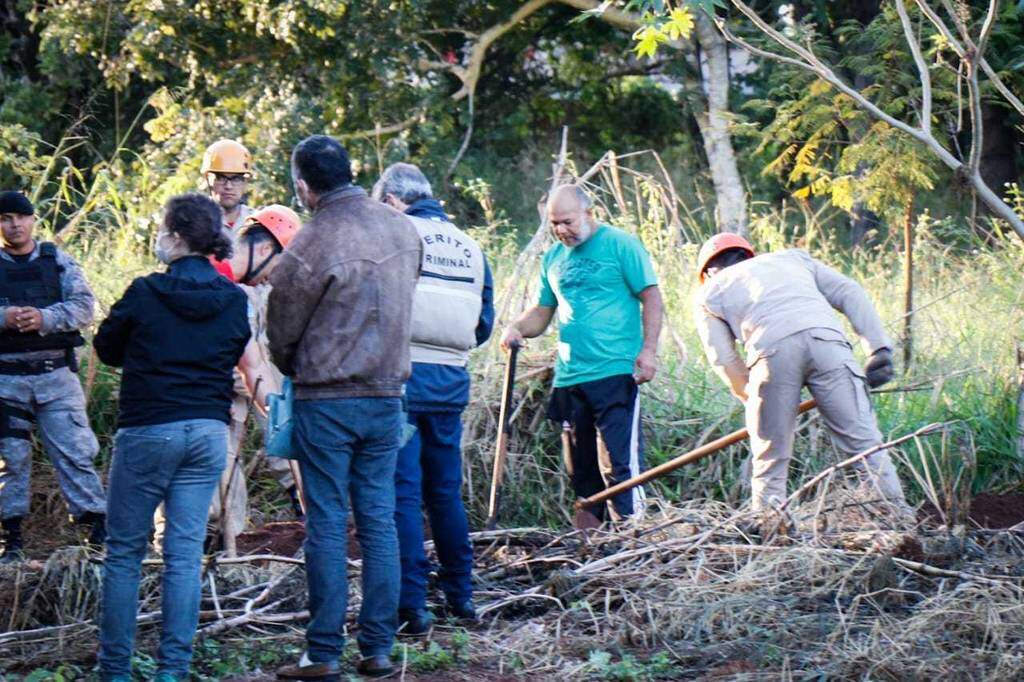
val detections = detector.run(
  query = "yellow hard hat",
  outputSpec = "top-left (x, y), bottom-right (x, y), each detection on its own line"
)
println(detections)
top-left (200, 139), bottom-right (253, 176)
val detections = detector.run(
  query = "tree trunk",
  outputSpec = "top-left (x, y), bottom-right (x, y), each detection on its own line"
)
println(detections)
top-left (694, 12), bottom-right (748, 235)
top-left (979, 101), bottom-right (1019, 210)
top-left (1017, 342), bottom-right (1024, 462)
top-left (902, 199), bottom-right (915, 372)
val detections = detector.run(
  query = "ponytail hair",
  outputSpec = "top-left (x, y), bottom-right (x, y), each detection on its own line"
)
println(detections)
top-left (164, 193), bottom-right (234, 259)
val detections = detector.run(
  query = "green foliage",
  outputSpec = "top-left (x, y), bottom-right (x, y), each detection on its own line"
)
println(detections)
top-left (394, 640), bottom-right (459, 672)
top-left (746, 4), bottom-right (951, 223)
top-left (585, 649), bottom-right (678, 680)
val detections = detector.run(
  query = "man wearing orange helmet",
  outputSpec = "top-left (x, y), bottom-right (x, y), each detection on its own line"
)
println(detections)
top-left (692, 233), bottom-right (907, 518)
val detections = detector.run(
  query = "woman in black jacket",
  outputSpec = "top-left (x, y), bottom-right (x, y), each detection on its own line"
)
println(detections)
top-left (94, 193), bottom-right (250, 682)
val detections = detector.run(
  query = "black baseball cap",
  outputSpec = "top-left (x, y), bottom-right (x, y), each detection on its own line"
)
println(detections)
top-left (0, 191), bottom-right (34, 216)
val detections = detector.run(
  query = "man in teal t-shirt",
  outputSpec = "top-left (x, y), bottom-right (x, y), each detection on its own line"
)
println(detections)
top-left (502, 185), bottom-right (663, 522)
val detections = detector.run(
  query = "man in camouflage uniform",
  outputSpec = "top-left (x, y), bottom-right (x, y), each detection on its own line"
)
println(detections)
top-left (0, 191), bottom-right (106, 564)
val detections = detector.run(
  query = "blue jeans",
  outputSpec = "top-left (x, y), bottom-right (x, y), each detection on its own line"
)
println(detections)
top-left (295, 397), bottom-right (402, 662)
top-left (99, 419), bottom-right (227, 679)
top-left (395, 410), bottom-right (473, 610)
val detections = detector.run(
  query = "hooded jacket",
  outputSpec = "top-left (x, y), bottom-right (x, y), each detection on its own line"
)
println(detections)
top-left (94, 256), bottom-right (250, 428)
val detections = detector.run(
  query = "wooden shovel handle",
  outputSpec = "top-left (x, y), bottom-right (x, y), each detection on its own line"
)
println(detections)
top-left (575, 398), bottom-right (818, 510)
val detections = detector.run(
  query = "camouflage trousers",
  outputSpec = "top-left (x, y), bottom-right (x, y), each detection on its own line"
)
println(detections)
top-left (0, 367), bottom-right (106, 520)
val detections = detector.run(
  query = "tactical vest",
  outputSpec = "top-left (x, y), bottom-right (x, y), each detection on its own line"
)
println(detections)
top-left (407, 215), bottom-right (485, 366)
top-left (0, 243), bottom-right (85, 353)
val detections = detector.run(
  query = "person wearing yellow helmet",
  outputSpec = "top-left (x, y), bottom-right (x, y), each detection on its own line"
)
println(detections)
top-left (200, 139), bottom-right (255, 231)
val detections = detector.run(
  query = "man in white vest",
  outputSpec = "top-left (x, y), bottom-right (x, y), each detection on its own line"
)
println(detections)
top-left (373, 163), bottom-right (494, 636)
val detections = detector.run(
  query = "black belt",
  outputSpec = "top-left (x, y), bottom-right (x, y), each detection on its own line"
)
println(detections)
top-left (0, 356), bottom-right (69, 375)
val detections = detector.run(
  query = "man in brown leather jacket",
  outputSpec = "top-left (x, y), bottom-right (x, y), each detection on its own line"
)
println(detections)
top-left (692, 233), bottom-right (907, 520)
top-left (269, 135), bottom-right (421, 680)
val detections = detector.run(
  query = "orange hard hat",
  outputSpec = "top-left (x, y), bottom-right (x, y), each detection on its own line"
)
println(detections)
top-left (201, 139), bottom-right (253, 176)
top-left (242, 204), bottom-right (302, 248)
top-left (696, 232), bottom-right (755, 282)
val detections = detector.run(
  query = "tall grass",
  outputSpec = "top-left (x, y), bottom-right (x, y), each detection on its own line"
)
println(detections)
top-left (7, 136), bottom-right (1022, 529)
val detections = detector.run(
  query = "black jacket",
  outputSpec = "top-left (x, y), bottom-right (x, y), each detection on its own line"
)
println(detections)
top-left (94, 256), bottom-right (250, 428)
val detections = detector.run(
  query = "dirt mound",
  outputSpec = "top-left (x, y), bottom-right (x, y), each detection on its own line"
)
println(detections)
top-left (236, 521), bottom-right (306, 557)
top-left (969, 493), bottom-right (1024, 529)
top-left (235, 521), bottom-right (367, 559)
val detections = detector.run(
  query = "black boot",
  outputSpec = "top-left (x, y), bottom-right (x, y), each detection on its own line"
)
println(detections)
top-left (398, 608), bottom-right (435, 637)
top-left (75, 511), bottom-right (107, 548)
top-left (0, 516), bottom-right (24, 564)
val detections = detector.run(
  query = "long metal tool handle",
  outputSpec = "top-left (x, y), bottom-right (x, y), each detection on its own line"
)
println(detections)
top-left (485, 342), bottom-right (520, 529)
top-left (575, 398), bottom-right (818, 510)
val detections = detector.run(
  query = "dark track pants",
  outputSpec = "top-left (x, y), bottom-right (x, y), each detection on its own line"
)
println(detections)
top-left (548, 374), bottom-right (645, 521)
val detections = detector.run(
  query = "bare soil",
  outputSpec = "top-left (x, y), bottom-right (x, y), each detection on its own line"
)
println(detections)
top-left (236, 521), bottom-right (306, 557)
top-left (968, 492), bottom-right (1024, 529)
top-left (234, 520), bottom-right (367, 559)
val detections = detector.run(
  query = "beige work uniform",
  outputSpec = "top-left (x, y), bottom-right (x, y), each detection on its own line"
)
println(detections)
top-left (208, 282), bottom-right (295, 554)
top-left (693, 249), bottom-right (905, 512)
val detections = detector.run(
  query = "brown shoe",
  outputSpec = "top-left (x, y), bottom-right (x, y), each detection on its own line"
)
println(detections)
top-left (276, 657), bottom-right (342, 680)
top-left (356, 655), bottom-right (396, 678)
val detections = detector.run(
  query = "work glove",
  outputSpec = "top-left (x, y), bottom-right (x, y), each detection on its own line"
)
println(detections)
top-left (863, 347), bottom-right (894, 388)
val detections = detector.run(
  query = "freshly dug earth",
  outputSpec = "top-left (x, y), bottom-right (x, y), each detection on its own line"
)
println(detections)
top-left (969, 493), bottom-right (1024, 529)
top-left (236, 521), bottom-right (306, 557)
top-left (235, 521), bottom-right (366, 559)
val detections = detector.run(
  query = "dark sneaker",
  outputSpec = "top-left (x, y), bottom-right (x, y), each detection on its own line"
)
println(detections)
top-left (0, 548), bottom-right (25, 565)
top-left (276, 656), bottom-right (342, 680)
top-left (356, 655), bottom-right (395, 678)
top-left (445, 599), bottom-right (478, 622)
top-left (397, 608), bottom-right (435, 636)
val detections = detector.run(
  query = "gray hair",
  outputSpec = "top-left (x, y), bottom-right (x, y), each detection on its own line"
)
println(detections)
top-left (547, 184), bottom-right (593, 212)
top-left (372, 162), bottom-right (433, 204)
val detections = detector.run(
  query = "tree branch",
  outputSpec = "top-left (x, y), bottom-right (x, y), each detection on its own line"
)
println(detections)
top-left (451, 0), bottom-right (557, 100)
top-left (895, 0), bottom-right (933, 135)
top-left (338, 111), bottom-right (426, 140)
top-left (720, 0), bottom-right (1024, 239)
top-left (913, 0), bottom-right (1024, 117)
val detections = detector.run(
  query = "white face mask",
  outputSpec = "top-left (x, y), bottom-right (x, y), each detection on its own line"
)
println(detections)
top-left (155, 231), bottom-right (177, 264)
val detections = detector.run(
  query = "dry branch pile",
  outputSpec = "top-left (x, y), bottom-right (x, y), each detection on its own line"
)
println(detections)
top-left (3, 491), bottom-right (1024, 679)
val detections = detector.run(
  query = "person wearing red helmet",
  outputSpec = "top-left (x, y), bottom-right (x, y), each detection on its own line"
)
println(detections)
top-left (225, 205), bottom-right (306, 527)
top-left (693, 233), bottom-right (907, 522)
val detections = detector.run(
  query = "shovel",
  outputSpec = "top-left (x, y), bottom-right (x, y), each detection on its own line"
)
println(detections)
top-left (485, 341), bottom-right (520, 530)
top-left (572, 398), bottom-right (818, 528)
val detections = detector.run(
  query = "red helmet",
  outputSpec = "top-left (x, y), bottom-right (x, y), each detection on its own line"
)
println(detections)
top-left (242, 204), bottom-right (301, 248)
top-left (697, 233), bottom-right (755, 282)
